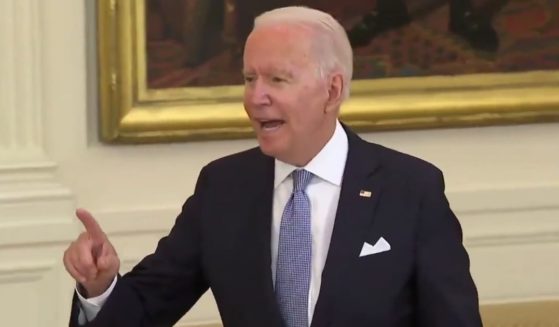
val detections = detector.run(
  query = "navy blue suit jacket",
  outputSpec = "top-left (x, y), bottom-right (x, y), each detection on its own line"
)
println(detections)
top-left (70, 127), bottom-right (482, 326)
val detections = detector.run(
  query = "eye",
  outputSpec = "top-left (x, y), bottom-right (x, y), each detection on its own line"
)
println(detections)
top-left (271, 76), bottom-right (286, 83)
top-left (243, 75), bottom-right (255, 83)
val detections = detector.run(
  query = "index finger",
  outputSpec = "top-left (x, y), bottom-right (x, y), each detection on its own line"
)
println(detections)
top-left (76, 208), bottom-right (106, 243)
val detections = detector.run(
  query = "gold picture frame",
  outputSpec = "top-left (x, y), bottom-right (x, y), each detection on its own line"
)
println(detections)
top-left (98, 0), bottom-right (559, 144)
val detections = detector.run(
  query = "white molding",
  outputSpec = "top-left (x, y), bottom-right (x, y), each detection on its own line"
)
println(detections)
top-left (0, 164), bottom-right (75, 246)
top-left (0, 184), bottom-right (555, 249)
top-left (0, 261), bottom-right (54, 284)
top-left (449, 184), bottom-right (559, 247)
top-left (0, 161), bottom-right (58, 183)
top-left (450, 184), bottom-right (559, 213)
top-left (96, 207), bottom-right (179, 236)
top-left (0, 221), bottom-right (77, 247)
top-left (482, 295), bottom-right (559, 305)
top-left (90, 184), bottom-right (559, 246)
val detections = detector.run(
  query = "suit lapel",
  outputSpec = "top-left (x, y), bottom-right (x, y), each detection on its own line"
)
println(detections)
top-left (244, 152), bottom-right (284, 326)
top-left (311, 129), bottom-right (383, 327)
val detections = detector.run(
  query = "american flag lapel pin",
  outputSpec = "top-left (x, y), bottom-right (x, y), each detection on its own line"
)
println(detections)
top-left (359, 190), bottom-right (372, 198)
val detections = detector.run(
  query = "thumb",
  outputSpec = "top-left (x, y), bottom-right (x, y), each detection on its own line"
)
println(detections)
top-left (97, 242), bottom-right (118, 273)
top-left (97, 255), bottom-right (110, 272)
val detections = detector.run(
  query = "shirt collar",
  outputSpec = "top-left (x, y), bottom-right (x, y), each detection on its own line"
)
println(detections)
top-left (274, 120), bottom-right (348, 188)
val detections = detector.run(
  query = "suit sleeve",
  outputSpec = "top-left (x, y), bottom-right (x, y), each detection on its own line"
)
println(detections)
top-left (415, 169), bottom-right (483, 327)
top-left (69, 167), bottom-right (211, 327)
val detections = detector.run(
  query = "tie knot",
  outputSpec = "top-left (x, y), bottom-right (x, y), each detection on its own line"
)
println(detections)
top-left (292, 169), bottom-right (313, 192)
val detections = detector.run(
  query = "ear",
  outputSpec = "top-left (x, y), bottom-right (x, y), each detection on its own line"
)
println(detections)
top-left (324, 73), bottom-right (344, 113)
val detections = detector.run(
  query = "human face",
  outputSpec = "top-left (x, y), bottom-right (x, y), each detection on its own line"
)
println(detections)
top-left (243, 25), bottom-right (339, 166)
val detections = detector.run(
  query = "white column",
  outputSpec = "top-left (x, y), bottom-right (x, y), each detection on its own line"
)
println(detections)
top-left (0, 0), bottom-right (45, 160)
top-left (0, 1), bottom-right (75, 326)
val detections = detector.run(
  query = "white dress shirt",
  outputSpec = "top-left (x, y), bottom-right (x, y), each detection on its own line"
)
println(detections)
top-left (78, 121), bottom-right (349, 325)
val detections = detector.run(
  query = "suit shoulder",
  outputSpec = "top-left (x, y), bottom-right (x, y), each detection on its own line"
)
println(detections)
top-left (201, 146), bottom-right (265, 175)
top-left (365, 142), bottom-right (443, 183)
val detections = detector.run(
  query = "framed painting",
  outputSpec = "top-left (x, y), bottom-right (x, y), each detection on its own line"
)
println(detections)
top-left (98, 0), bottom-right (559, 143)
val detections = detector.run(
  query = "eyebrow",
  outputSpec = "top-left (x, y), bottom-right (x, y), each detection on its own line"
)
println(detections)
top-left (274, 69), bottom-right (295, 79)
top-left (241, 68), bottom-right (294, 78)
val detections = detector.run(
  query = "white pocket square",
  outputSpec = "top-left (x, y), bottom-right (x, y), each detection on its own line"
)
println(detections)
top-left (359, 237), bottom-right (391, 257)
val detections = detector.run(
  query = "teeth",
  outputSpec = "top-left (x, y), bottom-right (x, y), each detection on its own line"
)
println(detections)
top-left (263, 124), bottom-right (280, 131)
top-left (261, 120), bottom-right (283, 131)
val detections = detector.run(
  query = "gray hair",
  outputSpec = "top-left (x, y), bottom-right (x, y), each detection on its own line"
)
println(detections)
top-left (254, 6), bottom-right (353, 101)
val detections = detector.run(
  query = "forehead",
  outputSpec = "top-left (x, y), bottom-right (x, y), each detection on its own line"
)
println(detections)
top-left (243, 24), bottom-right (317, 72)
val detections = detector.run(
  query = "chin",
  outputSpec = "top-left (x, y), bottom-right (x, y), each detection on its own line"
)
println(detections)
top-left (256, 138), bottom-right (284, 159)
top-left (258, 143), bottom-right (278, 158)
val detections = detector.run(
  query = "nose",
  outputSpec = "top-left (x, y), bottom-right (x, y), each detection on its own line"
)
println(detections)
top-left (245, 79), bottom-right (271, 107)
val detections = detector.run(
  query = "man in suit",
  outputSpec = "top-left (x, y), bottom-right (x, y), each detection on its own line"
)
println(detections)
top-left (64, 6), bottom-right (483, 327)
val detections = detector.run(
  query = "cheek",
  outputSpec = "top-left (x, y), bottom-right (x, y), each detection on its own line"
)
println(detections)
top-left (242, 90), bottom-right (251, 109)
top-left (244, 86), bottom-right (257, 102)
top-left (301, 83), bottom-right (327, 105)
top-left (298, 89), bottom-right (327, 118)
top-left (275, 84), bottom-right (326, 125)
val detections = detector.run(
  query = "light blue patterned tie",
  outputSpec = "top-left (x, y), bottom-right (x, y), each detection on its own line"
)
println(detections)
top-left (275, 169), bottom-right (313, 327)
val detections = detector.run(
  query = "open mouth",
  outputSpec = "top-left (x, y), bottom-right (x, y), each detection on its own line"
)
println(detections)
top-left (259, 120), bottom-right (285, 132)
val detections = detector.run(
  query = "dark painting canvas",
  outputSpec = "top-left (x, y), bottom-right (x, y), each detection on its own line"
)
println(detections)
top-left (145, 0), bottom-right (559, 88)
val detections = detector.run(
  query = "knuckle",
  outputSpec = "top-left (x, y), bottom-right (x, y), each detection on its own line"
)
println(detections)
top-left (78, 232), bottom-right (89, 241)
